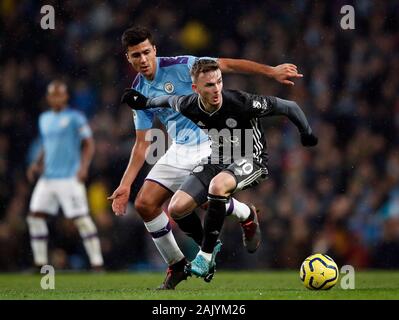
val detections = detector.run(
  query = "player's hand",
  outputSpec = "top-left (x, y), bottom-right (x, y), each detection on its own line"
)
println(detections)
top-left (26, 163), bottom-right (42, 183)
top-left (121, 88), bottom-right (148, 110)
top-left (300, 132), bottom-right (318, 147)
top-left (77, 167), bottom-right (89, 182)
top-left (272, 64), bottom-right (303, 86)
top-left (107, 185), bottom-right (131, 216)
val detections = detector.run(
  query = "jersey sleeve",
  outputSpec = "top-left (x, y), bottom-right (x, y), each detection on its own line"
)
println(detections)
top-left (243, 92), bottom-right (277, 118)
top-left (245, 92), bottom-right (313, 135)
top-left (146, 94), bottom-right (193, 115)
top-left (133, 109), bottom-right (154, 130)
top-left (130, 73), bottom-right (154, 130)
top-left (74, 112), bottom-right (93, 139)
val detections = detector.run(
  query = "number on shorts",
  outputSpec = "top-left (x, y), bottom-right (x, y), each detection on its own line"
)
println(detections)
top-left (236, 159), bottom-right (253, 175)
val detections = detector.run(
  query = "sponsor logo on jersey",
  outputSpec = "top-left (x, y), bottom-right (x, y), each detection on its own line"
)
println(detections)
top-left (164, 82), bottom-right (174, 94)
top-left (252, 99), bottom-right (268, 110)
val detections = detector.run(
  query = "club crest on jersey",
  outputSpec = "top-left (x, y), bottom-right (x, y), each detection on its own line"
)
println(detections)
top-left (226, 118), bottom-right (237, 128)
top-left (164, 82), bottom-right (174, 94)
top-left (59, 117), bottom-right (70, 128)
top-left (193, 165), bottom-right (204, 173)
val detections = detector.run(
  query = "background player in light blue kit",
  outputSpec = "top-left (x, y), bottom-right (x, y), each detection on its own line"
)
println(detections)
top-left (26, 80), bottom-right (104, 270)
top-left (108, 26), bottom-right (303, 289)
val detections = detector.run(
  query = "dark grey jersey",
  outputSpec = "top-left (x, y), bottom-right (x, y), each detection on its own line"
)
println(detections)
top-left (146, 89), bottom-right (313, 164)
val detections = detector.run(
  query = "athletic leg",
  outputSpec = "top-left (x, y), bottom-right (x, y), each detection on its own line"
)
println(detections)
top-left (135, 180), bottom-right (185, 265)
top-left (135, 179), bottom-right (187, 289)
top-left (59, 178), bottom-right (104, 269)
top-left (188, 171), bottom-right (236, 277)
top-left (27, 178), bottom-right (58, 268)
top-left (27, 212), bottom-right (49, 267)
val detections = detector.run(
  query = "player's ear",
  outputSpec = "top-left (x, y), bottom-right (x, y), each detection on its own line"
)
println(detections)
top-left (192, 83), bottom-right (198, 93)
top-left (153, 45), bottom-right (157, 55)
top-left (125, 53), bottom-right (131, 63)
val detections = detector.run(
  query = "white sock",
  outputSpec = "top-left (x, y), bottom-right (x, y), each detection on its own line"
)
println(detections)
top-left (74, 216), bottom-right (104, 267)
top-left (144, 212), bottom-right (185, 266)
top-left (198, 250), bottom-right (212, 262)
top-left (27, 216), bottom-right (48, 266)
top-left (225, 198), bottom-right (251, 222)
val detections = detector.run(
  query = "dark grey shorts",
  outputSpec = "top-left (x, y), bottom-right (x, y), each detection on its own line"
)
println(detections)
top-left (179, 158), bottom-right (269, 205)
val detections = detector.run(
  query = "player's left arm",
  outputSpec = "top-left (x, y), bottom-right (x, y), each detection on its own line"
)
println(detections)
top-left (121, 88), bottom-right (185, 112)
top-left (218, 58), bottom-right (303, 86)
top-left (79, 136), bottom-right (95, 182)
top-left (249, 95), bottom-right (318, 146)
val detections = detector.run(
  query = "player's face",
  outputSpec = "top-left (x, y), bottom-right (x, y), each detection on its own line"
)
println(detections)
top-left (46, 84), bottom-right (69, 111)
top-left (126, 39), bottom-right (157, 80)
top-left (192, 69), bottom-right (223, 108)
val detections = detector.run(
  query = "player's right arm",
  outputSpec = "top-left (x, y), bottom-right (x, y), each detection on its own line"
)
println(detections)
top-left (27, 115), bottom-right (45, 183)
top-left (27, 148), bottom-right (44, 183)
top-left (108, 129), bottom-right (151, 216)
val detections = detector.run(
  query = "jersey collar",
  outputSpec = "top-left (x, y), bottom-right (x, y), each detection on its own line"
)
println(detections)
top-left (197, 95), bottom-right (223, 116)
top-left (51, 105), bottom-right (70, 114)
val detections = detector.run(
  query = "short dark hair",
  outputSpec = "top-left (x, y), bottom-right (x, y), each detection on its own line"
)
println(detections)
top-left (190, 59), bottom-right (220, 82)
top-left (121, 26), bottom-right (154, 51)
top-left (47, 79), bottom-right (68, 93)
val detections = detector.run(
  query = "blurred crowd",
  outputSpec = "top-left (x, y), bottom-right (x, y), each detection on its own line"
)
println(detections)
top-left (1, 0), bottom-right (399, 271)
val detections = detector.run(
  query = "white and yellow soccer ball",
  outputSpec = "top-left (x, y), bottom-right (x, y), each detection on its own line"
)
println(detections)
top-left (300, 253), bottom-right (339, 290)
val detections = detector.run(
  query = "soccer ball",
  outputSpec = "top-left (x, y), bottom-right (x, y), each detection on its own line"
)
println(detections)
top-left (300, 253), bottom-right (339, 290)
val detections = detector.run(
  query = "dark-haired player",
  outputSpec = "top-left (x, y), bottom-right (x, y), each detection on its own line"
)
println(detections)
top-left (109, 26), bottom-right (304, 289)
top-left (121, 59), bottom-right (318, 278)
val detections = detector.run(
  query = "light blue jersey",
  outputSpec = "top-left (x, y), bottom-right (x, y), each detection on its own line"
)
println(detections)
top-left (38, 107), bottom-right (92, 178)
top-left (132, 55), bottom-right (211, 146)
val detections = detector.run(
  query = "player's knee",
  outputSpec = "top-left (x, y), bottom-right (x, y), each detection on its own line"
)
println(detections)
top-left (168, 198), bottom-right (188, 219)
top-left (26, 214), bottom-right (48, 236)
top-left (74, 216), bottom-right (97, 235)
top-left (209, 178), bottom-right (230, 197)
top-left (134, 195), bottom-right (158, 217)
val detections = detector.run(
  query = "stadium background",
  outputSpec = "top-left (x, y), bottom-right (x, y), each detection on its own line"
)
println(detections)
top-left (0, 0), bottom-right (398, 272)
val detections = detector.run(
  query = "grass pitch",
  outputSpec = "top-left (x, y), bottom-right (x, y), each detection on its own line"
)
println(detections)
top-left (0, 270), bottom-right (399, 300)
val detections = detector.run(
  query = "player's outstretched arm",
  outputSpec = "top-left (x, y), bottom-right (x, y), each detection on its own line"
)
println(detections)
top-left (108, 130), bottom-right (151, 216)
top-left (218, 58), bottom-right (303, 86)
top-left (271, 97), bottom-right (318, 147)
top-left (121, 88), bottom-right (182, 111)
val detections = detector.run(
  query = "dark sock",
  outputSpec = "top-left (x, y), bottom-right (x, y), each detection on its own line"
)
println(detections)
top-left (173, 211), bottom-right (203, 246)
top-left (202, 194), bottom-right (229, 253)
